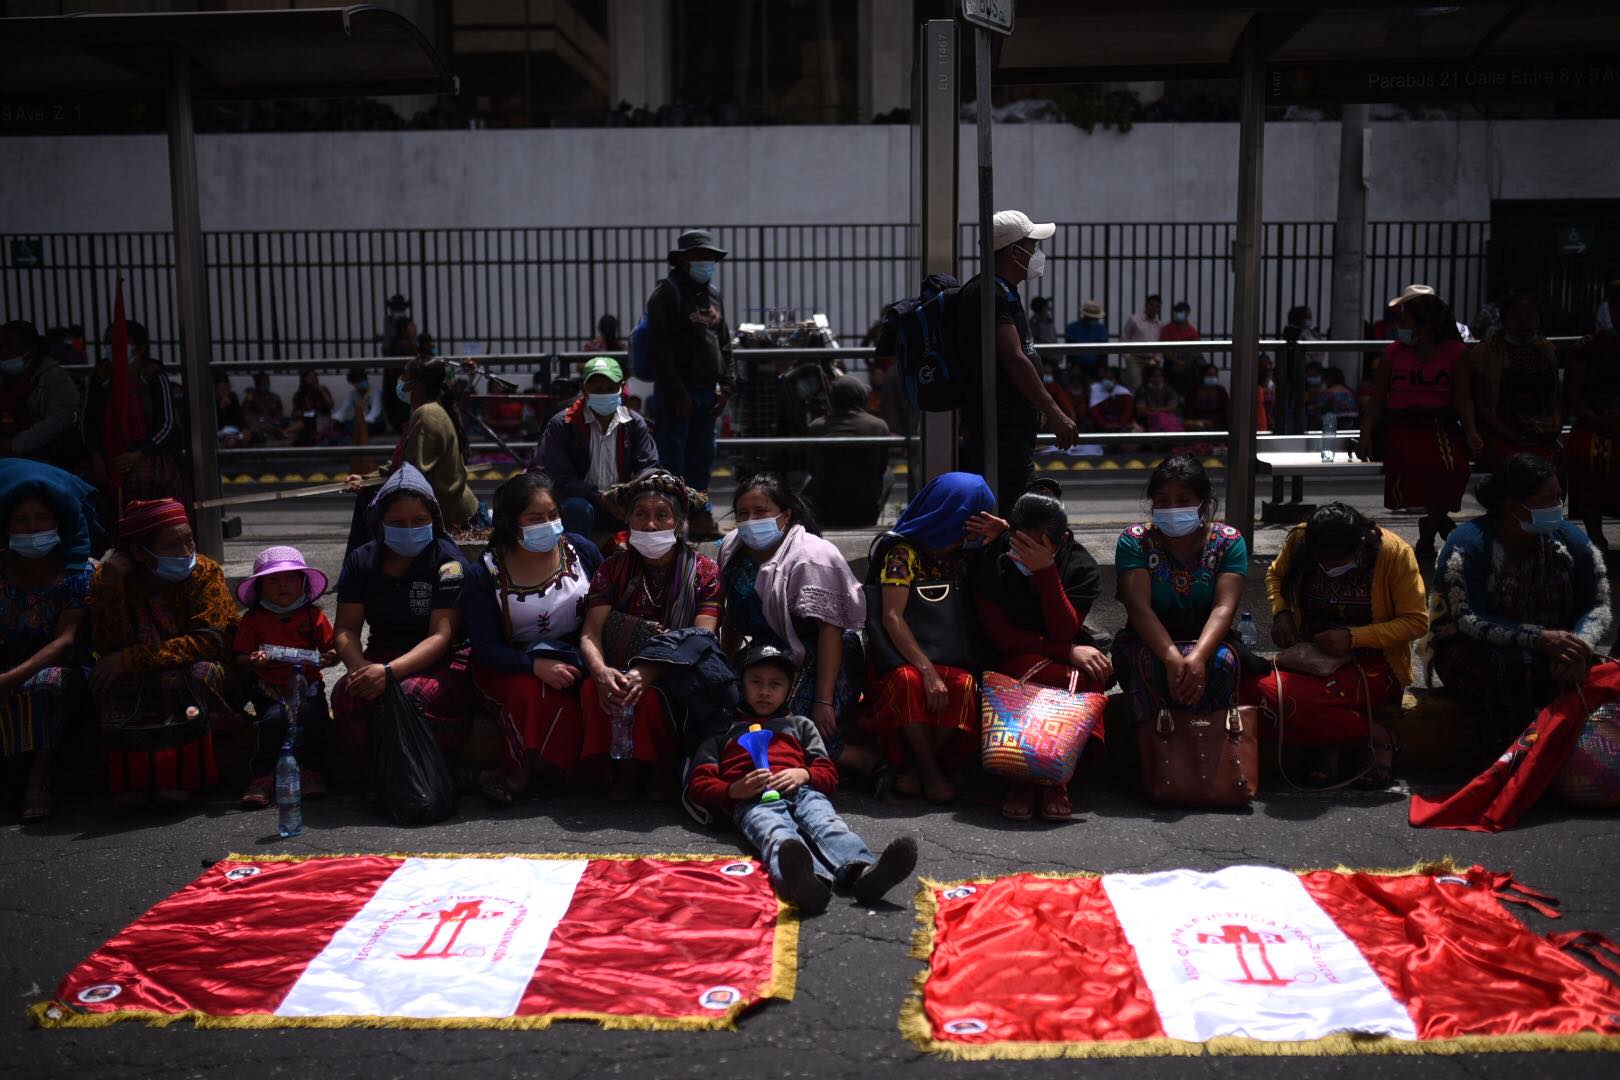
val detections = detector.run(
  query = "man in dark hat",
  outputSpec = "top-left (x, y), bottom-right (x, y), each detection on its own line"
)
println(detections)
top-left (643, 228), bottom-right (736, 540)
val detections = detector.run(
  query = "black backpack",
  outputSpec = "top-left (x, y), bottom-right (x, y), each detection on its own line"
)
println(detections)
top-left (878, 272), bottom-right (962, 412)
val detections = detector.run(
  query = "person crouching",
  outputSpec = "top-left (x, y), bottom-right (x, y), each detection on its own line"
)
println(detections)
top-left (686, 642), bottom-right (917, 914)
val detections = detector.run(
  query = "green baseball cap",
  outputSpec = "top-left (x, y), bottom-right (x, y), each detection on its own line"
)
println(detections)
top-left (582, 356), bottom-right (624, 384)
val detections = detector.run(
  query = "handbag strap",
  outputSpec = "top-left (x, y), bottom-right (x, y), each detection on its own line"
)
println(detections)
top-left (1016, 659), bottom-right (1051, 687)
top-left (1272, 657), bottom-right (1378, 792)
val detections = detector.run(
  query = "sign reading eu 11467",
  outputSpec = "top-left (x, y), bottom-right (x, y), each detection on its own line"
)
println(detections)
top-left (961, 0), bottom-right (1014, 35)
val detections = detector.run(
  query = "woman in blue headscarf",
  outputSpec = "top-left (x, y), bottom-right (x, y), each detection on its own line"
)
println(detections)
top-left (860, 472), bottom-right (1001, 803)
top-left (0, 459), bottom-right (102, 821)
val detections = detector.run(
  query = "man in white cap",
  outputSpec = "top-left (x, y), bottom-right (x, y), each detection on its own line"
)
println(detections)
top-left (956, 210), bottom-right (1080, 508)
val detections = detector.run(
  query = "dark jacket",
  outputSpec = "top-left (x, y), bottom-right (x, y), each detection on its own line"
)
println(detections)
top-left (461, 535), bottom-right (604, 674)
top-left (8, 353), bottom-right (82, 464)
top-left (82, 361), bottom-right (182, 460)
top-left (644, 271), bottom-right (736, 406)
top-left (807, 381), bottom-right (890, 528)
top-left (530, 398), bottom-right (659, 504)
top-left (628, 626), bottom-right (739, 751)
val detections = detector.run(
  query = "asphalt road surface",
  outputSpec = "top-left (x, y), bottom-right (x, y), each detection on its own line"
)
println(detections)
top-left (8, 473), bottom-right (1619, 1079)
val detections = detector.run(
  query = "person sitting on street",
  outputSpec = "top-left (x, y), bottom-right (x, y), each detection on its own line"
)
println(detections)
top-left (233, 546), bottom-right (337, 810)
top-left (1086, 366), bottom-right (1135, 434)
top-left (686, 641), bottom-right (918, 915)
top-left (806, 375), bottom-right (891, 529)
top-left (531, 356), bottom-right (657, 539)
top-left (1182, 364), bottom-right (1230, 431)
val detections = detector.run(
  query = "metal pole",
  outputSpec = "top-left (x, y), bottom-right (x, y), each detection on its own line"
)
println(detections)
top-left (1226, 22), bottom-right (1265, 541)
top-left (975, 26), bottom-right (998, 505)
top-left (166, 49), bottom-right (224, 560)
top-left (1331, 103), bottom-right (1368, 348)
top-left (916, 19), bottom-right (958, 486)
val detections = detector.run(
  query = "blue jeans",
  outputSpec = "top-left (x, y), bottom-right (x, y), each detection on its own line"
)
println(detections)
top-left (734, 787), bottom-right (874, 887)
top-left (560, 496), bottom-right (596, 536)
top-left (653, 387), bottom-right (717, 505)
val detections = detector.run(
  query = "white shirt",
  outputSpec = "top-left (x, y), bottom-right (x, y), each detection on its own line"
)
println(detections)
top-left (335, 386), bottom-right (382, 425)
top-left (587, 406), bottom-right (631, 492)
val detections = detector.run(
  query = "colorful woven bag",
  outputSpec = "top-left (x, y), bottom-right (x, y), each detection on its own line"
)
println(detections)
top-left (979, 661), bottom-right (1106, 785)
top-left (1552, 700), bottom-right (1620, 809)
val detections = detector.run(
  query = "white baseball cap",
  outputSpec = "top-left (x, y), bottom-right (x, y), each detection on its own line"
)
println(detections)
top-left (991, 210), bottom-right (1056, 252)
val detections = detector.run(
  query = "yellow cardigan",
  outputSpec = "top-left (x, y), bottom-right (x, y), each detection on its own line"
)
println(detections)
top-left (1265, 526), bottom-right (1428, 686)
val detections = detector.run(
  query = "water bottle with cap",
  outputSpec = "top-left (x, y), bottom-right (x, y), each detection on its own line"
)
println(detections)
top-left (1237, 610), bottom-right (1260, 651)
top-left (1321, 412), bottom-right (1337, 463)
top-left (609, 702), bottom-right (636, 760)
top-left (276, 738), bottom-right (303, 838)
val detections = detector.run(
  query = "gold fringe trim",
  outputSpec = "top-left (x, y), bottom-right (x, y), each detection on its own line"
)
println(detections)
top-left (900, 859), bottom-right (1620, 1059)
top-left (33, 850), bottom-right (797, 1033)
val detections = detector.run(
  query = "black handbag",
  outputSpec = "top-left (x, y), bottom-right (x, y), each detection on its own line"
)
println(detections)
top-left (863, 535), bottom-right (979, 675)
top-left (99, 631), bottom-right (221, 752)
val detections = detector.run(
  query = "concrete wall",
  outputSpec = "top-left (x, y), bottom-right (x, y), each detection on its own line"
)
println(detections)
top-left (5, 120), bottom-right (1618, 234)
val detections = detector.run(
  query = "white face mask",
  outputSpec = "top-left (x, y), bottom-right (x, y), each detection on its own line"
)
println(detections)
top-left (629, 528), bottom-right (678, 559)
top-left (1024, 247), bottom-right (1046, 281)
top-left (1320, 559), bottom-right (1358, 579)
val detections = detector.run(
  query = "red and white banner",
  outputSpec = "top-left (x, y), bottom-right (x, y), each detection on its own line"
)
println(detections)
top-left (35, 854), bottom-right (795, 1030)
top-left (907, 864), bottom-right (1620, 1058)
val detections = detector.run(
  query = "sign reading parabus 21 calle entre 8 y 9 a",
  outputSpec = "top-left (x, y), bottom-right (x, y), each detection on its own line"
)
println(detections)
top-left (961, 0), bottom-right (1014, 35)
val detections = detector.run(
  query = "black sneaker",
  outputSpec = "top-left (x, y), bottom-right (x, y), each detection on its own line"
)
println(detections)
top-left (776, 839), bottom-right (831, 915)
top-left (851, 836), bottom-right (919, 905)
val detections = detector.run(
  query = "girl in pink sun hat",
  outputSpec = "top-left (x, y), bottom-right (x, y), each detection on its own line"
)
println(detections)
top-left (232, 545), bottom-right (338, 809)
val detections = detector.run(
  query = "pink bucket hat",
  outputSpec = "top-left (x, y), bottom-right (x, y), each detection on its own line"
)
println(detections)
top-left (236, 545), bottom-right (328, 607)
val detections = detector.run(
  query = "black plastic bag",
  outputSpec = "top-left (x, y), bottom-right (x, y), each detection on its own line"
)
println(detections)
top-left (372, 670), bottom-right (458, 826)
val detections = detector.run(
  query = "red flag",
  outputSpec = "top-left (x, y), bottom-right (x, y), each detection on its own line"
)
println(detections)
top-left (1409, 661), bottom-right (1620, 832)
top-left (34, 853), bottom-right (794, 1030)
top-left (906, 865), bottom-right (1620, 1057)
top-left (103, 277), bottom-right (130, 490)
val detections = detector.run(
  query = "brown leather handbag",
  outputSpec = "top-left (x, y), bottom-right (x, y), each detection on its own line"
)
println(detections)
top-left (1138, 705), bottom-right (1260, 806)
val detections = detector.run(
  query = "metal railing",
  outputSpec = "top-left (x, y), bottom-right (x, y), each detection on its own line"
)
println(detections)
top-left (3, 221), bottom-right (1497, 362)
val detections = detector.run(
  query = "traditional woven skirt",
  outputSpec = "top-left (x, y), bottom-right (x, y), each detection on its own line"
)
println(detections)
top-left (333, 649), bottom-right (472, 758)
top-left (1112, 632), bottom-right (1239, 726)
top-left (99, 661), bottom-right (237, 794)
top-left (472, 664), bottom-right (584, 777)
top-left (858, 663), bottom-right (979, 767)
top-left (0, 665), bottom-right (86, 757)
top-left (1255, 653), bottom-right (1401, 746)
top-left (1567, 423), bottom-right (1620, 519)
top-left (1382, 417), bottom-right (1471, 513)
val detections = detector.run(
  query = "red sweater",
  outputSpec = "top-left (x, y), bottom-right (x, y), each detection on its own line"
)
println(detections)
top-left (973, 562), bottom-right (1083, 664)
top-left (233, 605), bottom-right (335, 689)
top-left (686, 713), bottom-right (839, 812)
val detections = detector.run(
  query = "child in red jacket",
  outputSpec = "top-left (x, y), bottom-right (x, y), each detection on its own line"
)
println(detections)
top-left (687, 642), bottom-right (916, 914)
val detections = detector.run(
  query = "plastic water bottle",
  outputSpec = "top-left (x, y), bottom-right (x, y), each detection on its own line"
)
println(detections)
top-left (609, 703), bottom-right (636, 760)
top-left (1321, 412), bottom-right (1337, 463)
top-left (276, 739), bottom-right (303, 838)
top-left (1237, 611), bottom-right (1260, 651)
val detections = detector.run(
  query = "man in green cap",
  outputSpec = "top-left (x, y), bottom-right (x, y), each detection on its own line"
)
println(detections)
top-left (531, 355), bottom-right (659, 536)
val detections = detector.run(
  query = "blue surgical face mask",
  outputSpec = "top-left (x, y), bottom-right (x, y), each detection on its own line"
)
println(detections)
top-left (9, 529), bottom-right (60, 558)
top-left (1395, 327), bottom-right (1416, 346)
top-left (737, 516), bottom-right (784, 551)
top-left (1203, 376), bottom-right (1220, 387)
top-left (587, 393), bottom-right (622, 417)
top-left (0, 355), bottom-right (26, 376)
top-left (261, 589), bottom-right (309, 615)
top-left (383, 522), bottom-right (434, 557)
top-left (145, 548), bottom-right (197, 584)
top-left (354, 378), bottom-right (370, 392)
top-left (1520, 501), bottom-right (1565, 536)
top-left (1152, 507), bottom-right (1203, 538)
top-left (520, 519), bottom-right (565, 553)
top-left (1305, 375), bottom-right (1322, 387)
top-left (688, 260), bottom-right (718, 285)
top-left (395, 377), bottom-right (412, 404)
top-left (1009, 555), bottom-right (1034, 577)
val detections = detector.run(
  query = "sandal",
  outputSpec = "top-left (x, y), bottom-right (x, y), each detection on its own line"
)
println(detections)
top-left (1001, 781), bottom-right (1036, 821)
top-left (21, 787), bottom-right (55, 823)
top-left (1305, 749), bottom-right (1342, 789)
top-left (922, 777), bottom-right (956, 805)
top-left (479, 771), bottom-right (520, 809)
top-left (1040, 785), bottom-right (1073, 821)
top-left (869, 761), bottom-right (898, 802)
top-left (895, 769), bottom-right (923, 799)
top-left (1355, 724), bottom-right (1400, 789)
top-left (240, 776), bottom-right (274, 810)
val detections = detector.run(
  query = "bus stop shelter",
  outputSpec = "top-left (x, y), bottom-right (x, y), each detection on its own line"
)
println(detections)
top-left (931, 0), bottom-right (1620, 534)
top-left (0, 4), bottom-right (456, 560)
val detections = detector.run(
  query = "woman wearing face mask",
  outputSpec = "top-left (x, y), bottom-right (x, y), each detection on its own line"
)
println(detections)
top-left (1086, 366), bottom-right (1135, 434)
top-left (719, 473), bottom-right (874, 782)
top-left (1182, 364), bottom-right (1230, 431)
top-left (577, 469), bottom-right (723, 800)
top-left (1135, 365), bottom-right (1185, 434)
top-left (288, 368), bottom-right (335, 446)
top-left (1428, 454), bottom-right (1611, 763)
top-left (1261, 503), bottom-right (1426, 787)
top-left (0, 463), bottom-right (97, 821)
top-left (1113, 456), bottom-right (1248, 731)
top-left (462, 472), bottom-right (602, 807)
top-left (972, 487), bottom-right (1112, 821)
top-left (343, 351), bottom-right (482, 553)
top-left (331, 463), bottom-right (473, 759)
top-left (1359, 292), bottom-right (1483, 563)
top-left (89, 498), bottom-right (240, 805)
top-left (1468, 294), bottom-right (1561, 471)
top-left (860, 472), bottom-right (1001, 805)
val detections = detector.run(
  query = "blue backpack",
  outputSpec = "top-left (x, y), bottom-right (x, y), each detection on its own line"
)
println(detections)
top-left (629, 309), bottom-right (653, 382)
top-left (878, 273), bottom-right (962, 412)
